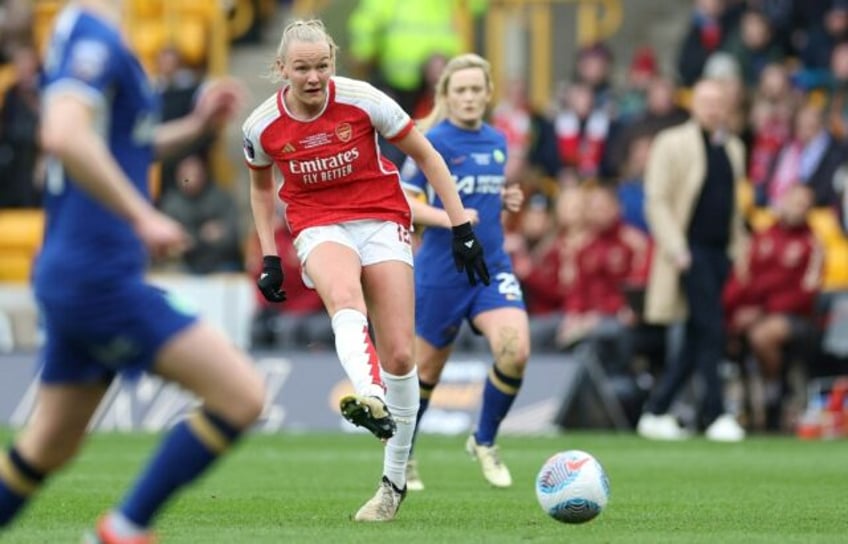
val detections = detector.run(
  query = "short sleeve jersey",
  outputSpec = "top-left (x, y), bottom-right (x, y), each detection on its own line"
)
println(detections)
top-left (402, 120), bottom-right (512, 287)
top-left (34, 7), bottom-right (158, 302)
top-left (242, 76), bottom-right (414, 237)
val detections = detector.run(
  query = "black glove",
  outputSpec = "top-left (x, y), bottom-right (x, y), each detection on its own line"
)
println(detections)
top-left (257, 255), bottom-right (287, 302)
top-left (451, 222), bottom-right (491, 286)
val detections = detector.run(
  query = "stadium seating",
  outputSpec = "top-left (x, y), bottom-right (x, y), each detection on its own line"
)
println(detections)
top-left (32, 1), bottom-right (63, 57)
top-left (32, 0), bottom-right (230, 75)
top-left (0, 209), bottom-right (44, 283)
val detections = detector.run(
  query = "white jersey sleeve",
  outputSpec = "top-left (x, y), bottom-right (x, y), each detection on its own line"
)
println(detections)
top-left (333, 76), bottom-right (412, 141)
top-left (241, 93), bottom-right (277, 169)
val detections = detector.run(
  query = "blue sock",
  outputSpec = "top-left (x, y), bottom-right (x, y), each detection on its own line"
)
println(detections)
top-left (0, 447), bottom-right (46, 527)
top-left (410, 380), bottom-right (436, 457)
top-left (475, 364), bottom-right (523, 446)
top-left (119, 409), bottom-right (242, 527)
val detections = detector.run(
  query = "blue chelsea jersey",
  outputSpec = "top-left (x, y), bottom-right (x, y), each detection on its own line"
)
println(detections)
top-left (34, 7), bottom-right (159, 301)
top-left (402, 120), bottom-right (511, 287)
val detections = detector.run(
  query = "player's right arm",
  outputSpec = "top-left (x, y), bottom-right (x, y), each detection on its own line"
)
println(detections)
top-left (399, 151), bottom-right (478, 228)
top-left (41, 94), bottom-right (148, 222)
top-left (40, 93), bottom-right (187, 258)
top-left (246, 161), bottom-right (287, 303)
top-left (242, 105), bottom-right (278, 257)
top-left (248, 166), bottom-right (278, 257)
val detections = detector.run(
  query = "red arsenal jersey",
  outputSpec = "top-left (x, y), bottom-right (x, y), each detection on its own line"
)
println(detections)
top-left (242, 77), bottom-right (415, 237)
top-left (565, 222), bottom-right (649, 315)
top-left (723, 222), bottom-right (822, 316)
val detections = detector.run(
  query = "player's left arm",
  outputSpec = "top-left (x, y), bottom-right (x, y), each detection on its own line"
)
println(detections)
top-left (404, 188), bottom-right (479, 229)
top-left (41, 92), bottom-right (189, 258)
top-left (153, 78), bottom-right (246, 160)
top-left (395, 128), bottom-right (470, 228)
top-left (396, 127), bottom-right (490, 285)
top-left (399, 141), bottom-right (478, 228)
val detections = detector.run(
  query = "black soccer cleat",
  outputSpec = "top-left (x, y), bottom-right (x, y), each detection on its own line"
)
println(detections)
top-left (339, 395), bottom-right (396, 441)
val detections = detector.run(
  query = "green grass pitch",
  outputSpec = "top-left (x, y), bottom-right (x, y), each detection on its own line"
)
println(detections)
top-left (0, 429), bottom-right (845, 543)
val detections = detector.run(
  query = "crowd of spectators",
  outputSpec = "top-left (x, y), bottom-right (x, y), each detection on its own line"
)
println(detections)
top-left (318, 0), bottom-right (848, 434)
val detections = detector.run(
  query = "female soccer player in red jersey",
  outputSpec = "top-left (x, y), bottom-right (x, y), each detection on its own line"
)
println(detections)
top-left (242, 19), bottom-right (489, 522)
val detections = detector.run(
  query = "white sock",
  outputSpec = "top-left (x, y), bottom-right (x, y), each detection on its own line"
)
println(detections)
top-left (107, 510), bottom-right (147, 537)
top-left (382, 366), bottom-right (419, 489)
top-left (331, 308), bottom-right (385, 399)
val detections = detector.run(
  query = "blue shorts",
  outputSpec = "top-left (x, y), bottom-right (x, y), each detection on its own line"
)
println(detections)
top-left (37, 282), bottom-right (197, 384)
top-left (415, 271), bottom-right (526, 349)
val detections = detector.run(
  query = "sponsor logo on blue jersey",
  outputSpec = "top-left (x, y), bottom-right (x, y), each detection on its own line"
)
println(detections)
top-left (454, 175), bottom-right (504, 195)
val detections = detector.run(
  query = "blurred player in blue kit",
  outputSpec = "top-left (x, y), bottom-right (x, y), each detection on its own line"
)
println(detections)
top-left (402, 53), bottom-right (528, 490)
top-left (0, 1), bottom-right (266, 542)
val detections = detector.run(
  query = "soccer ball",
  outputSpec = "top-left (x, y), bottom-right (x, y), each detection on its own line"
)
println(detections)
top-left (535, 449), bottom-right (610, 524)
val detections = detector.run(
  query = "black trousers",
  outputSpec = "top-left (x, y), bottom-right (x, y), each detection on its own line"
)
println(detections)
top-left (646, 244), bottom-right (730, 425)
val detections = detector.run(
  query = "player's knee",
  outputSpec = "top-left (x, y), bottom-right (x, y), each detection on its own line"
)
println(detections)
top-left (237, 380), bottom-right (267, 428)
top-left (17, 432), bottom-right (82, 472)
top-left (220, 376), bottom-right (266, 429)
top-left (384, 345), bottom-right (414, 375)
top-left (492, 337), bottom-right (531, 373)
top-left (323, 285), bottom-right (365, 315)
top-left (513, 342), bottom-right (531, 369)
top-left (498, 355), bottom-right (529, 378)
top-left (46, 445), bottom-right (80, 471)
top-left (418, 359), bottom-right (445, 383)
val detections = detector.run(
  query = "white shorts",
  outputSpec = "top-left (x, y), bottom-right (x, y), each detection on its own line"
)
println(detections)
top-left (294, 219), bottom-right (414, 288)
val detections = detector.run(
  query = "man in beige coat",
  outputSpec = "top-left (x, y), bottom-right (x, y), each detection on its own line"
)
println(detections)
top-left (637, 79), bottom-right (748, 442)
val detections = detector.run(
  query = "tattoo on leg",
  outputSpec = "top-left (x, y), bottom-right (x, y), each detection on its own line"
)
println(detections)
top-left (495, 328), bottom-right (519, 368)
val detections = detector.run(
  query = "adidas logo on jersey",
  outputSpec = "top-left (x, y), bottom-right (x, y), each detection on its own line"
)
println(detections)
top-left (282, 143), bottom-right (296, 154)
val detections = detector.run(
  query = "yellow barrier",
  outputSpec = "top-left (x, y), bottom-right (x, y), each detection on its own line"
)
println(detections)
top-left (488, 0), bottom-right (622, 44)
top-left (33, 0), bottom-right (229, 76)
top-left (483, 0), bottom-right (623, 110)
top-left (126, 0), bottom-right (230, 75)
top-left (0, 63), bottom-right (15, 109)
top-left (0, 210), bottom-right (45, 284)
top-left (291, 0), bottom-right (332, 16)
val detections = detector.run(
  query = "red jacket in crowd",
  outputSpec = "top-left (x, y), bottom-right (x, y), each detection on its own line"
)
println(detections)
top-left (748, 116), bottom-right (791, 188)
top-left (565, 221), bottom-right (649, 315)
top-left (554, 110), bottom-right (609, 178)
top-left (517, 233), bottom-right (575, 315)
top-left (723, 222), bottom-right (823, 317)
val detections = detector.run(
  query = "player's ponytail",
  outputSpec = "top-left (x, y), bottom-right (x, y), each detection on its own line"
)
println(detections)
top-left (267, 18), bottom-right (338, 83)
top-left (417, 53), bottom-right (494, 133)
